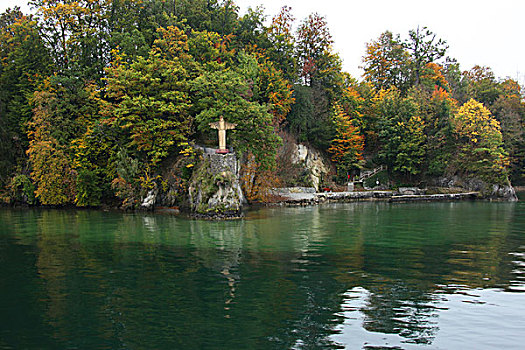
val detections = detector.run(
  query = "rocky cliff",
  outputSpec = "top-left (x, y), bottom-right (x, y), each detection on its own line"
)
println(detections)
top-left (188, 153), bottom-right (246, 218)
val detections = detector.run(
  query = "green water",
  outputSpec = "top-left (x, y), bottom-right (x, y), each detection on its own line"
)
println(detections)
top-left (1, 199), bottom-right (524, 349)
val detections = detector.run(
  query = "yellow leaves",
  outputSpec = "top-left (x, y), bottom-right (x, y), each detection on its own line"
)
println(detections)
top-left (454, 99), bottom-right (507, 178)
top-left (372, 86), bottom-right (399, 104)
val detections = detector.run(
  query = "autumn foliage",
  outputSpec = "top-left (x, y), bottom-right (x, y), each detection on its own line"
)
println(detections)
top-left (1, 1), bottom-right (523, 208)
top-left (328, 103), bottom-right (364, 174)
top-left (453, 99), bottom-right (509, 183)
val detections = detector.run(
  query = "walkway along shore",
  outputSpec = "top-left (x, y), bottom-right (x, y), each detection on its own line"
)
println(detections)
top-left (270, 189), bottom-right (483, 206)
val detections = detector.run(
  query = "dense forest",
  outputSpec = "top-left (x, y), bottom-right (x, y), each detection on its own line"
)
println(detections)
top-left (1, 0), bottom-right (524, 208)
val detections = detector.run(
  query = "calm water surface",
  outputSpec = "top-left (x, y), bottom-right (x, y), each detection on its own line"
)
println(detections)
top-left (1, 198), bottom-right (524, 349)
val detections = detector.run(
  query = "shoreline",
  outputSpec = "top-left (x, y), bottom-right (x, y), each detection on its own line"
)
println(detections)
top-left (266, 190), bottom-right (484, 206)
top-left (2, 189), bottom-right (519, 219)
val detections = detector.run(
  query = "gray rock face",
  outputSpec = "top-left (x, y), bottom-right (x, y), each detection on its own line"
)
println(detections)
top-left (188, 153), bottom-right (246, 217)
top-left (397, 187), bottom-right (425, 195)
top-left (270, 187), bottom-right (317, 195)
top-left (491, 183), bottom-right (518, 202)
top-left (140, 189), bottom-right (157, 209)
top-left (434, 175), bottom-right (518, 201)
top-left (291, 144), bottom-right (331, 191)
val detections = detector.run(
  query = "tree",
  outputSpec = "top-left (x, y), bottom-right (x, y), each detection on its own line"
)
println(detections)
top-left (191, 51), bottom-right (281, 170)
top-left (286, 84), bottom-right (315, 141)
top-left (267, 6), bottom-right (296, 82)
top-left (375, 88), bottom-right (426, 179)
top-left (31, 0), bottom-right (111, 80)
top-left (235, 6), bottom-right (270, 52)
top-left (255, 54), bottom-right (295, 126)
top-left (393, 115), bottom-right (426, 178)
top-left (296, 12), bottom-right (333, 86)
top-left (328, 103), bottom-right (364, 179)
top-left (362, 31), bottom-right (410, 92)
top-left (412, 86), bottom-right (457, 176)
top-left (103, 26), bottom-right (194, 167)
top-left (463, 65), bottom-right (500, 108)
top-left (0, 9), bottom-right (52, 186)
top-left (453, 99), bottom-right (508, 183)
top-left (405, 26), bottom-right (448, 85)
top-left (491, 79), bottom-right (525, 184)
top-left (443, 57), bottom-right (468, 103)
top-left (420, 62), bottom-right (450, 91)
top-left (27, 89), bottom-right (76, 205)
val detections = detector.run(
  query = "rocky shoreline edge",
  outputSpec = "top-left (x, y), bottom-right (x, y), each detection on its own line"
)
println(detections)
top-left (265, 183), bottom-right (519, 207)
top-left (268, 190), bottom-right (484, 206)
top-left (169, 187), bottom-right (517, 220)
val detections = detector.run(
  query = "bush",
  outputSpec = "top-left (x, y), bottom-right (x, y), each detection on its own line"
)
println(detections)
top-left (9, 174), bottom-right (36, 205)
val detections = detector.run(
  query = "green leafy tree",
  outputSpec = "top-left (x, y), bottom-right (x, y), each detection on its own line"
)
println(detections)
top-left (408, 86), bottom-right (457, 177)
top-left (254, 53), bottom-right (295, 126)
top-left (286, 84), bottom-right (315, 141)
top-left (71, 84), bottom-right (118, 207)
top-left (27, 89), bottom-right (77, 205)
top-left (405, 26), bottom-right (448, 85)
top-left (393, 115), bottom-right (426, 178)
top-left (491, 79), bottom-right (525, 184)
top-left (191, 51), bottom-right (281, 169)
top-left (103, 26), bottom-right (194, 167)
top-left (463, 65), bottom-right (501, 108)
top-left (235, 6), bottom-right (270, 52)
top-left (375, 88), bottom-right (426, 180)
top-left (0, 8), bottom-right (52, 185)
top-left (443, 57), bottom-right (468, 103)
top-left (31, 0), bottom-right (111, 80)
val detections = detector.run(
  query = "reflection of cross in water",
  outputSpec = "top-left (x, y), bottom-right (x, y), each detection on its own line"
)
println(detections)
top-left (221, 268), bottom-right (236, 318)
top-left (209, 116), bottom-right (237, 154)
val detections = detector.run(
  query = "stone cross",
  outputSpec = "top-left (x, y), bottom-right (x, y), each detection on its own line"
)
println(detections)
top-left (209, 116), bottom-right (237, 154)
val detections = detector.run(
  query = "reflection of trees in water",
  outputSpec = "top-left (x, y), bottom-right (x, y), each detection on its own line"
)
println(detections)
top-left (1, 202), bottom-right (524, 349)
top-left (338, 202), bottom-right (523, 346)
top-left (360, 281), bottom-right (439, 344)
top-left (189, 219), bottom-right (244, 317)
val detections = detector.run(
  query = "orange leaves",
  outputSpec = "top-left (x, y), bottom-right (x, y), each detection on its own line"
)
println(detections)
top-left (153, 26), bottom-right (190, 59)
top-left (431, 85), bottom-right (457, 108)
top-left (268, 6), bottom-right (295, 38)
top-left (328, 104), bottom-right (364, 168)
top-left (255, 56), bottom-right (295, 126)
top-left (421, 62), bottom-right (450, 91)
top-left (240, 152), bottom-right (281, 203)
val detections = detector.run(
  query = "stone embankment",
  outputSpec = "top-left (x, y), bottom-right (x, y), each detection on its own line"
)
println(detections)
top-left (270, 187), bottom-right (484, 205)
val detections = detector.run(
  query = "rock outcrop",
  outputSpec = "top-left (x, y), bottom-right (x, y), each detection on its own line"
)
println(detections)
top-left (433, 176), bottom-right (518, 201)
top-left (188, 153), bottom-right (246, 218)
top-left (290, 144), bottom-right (332, 191)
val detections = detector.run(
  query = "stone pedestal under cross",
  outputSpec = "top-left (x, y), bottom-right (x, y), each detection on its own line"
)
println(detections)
top-left (209, 116), bottom-right (237, 154)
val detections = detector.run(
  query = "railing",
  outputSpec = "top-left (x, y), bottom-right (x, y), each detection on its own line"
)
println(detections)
top-left (357, 165), bottom-right (386, 182)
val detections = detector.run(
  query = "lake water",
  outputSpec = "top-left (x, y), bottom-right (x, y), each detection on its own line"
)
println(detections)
top-left (1, 198), bottom-right (524, 349)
